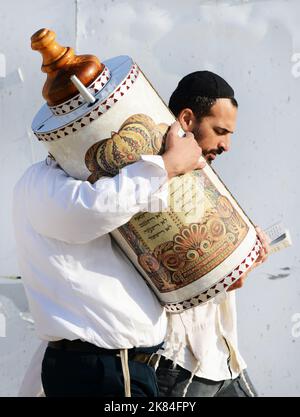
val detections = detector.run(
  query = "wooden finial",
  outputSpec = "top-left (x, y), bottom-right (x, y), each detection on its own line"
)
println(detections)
top-left (31, 28), bottom-right (70, 71)
top-left (31, 28), bottom-right (104, 106)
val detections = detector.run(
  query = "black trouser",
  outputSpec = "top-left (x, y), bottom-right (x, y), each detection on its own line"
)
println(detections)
top-left (42, 342), bottom-right (160, 397)
top-left (156, 357), bottom-right (258, 397)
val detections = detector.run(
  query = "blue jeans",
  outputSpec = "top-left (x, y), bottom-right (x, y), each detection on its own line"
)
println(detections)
top-left (156, 357), bottom-right (258, 397)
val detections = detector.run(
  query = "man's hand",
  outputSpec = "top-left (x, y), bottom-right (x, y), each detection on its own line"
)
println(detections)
top-left (162, 121), bottom-right (206, 179)
top-left (253, 226), bottom-right (270, 265)
top-left (228, 226), bottom-right (270, 291)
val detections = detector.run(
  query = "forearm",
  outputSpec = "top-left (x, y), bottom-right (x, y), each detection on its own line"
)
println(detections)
top-left (27, 156), bottom-right (169, 243)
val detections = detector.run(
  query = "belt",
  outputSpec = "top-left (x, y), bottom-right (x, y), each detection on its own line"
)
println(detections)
top-left (48, 339), bottom-right (160, 368)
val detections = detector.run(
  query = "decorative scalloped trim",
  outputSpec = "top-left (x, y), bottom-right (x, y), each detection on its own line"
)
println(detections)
top-left (165, 238), bottom-right (262, 313)
top-left (49, 66), bottom-right (111, 116)
top-left (35, 64), bottom-right (139, 142)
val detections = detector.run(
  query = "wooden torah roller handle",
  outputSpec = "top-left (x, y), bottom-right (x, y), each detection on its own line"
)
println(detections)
top-left (31, 28), bottom-right (104, 106)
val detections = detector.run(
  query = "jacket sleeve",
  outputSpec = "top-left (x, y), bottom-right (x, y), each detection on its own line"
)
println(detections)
top-left (24, 155), bottom-right (169, 244)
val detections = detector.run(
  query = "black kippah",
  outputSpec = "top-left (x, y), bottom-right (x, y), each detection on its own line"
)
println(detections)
top-left (173, 70), bottom-right (235, 99)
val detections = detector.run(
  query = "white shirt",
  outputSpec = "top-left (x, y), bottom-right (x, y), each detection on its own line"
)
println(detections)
top-left (13, 155), bottom-right (169, 349)
top-left (161, 291), bottom-right (247, 381)
top-left (14, 155), bottom-right (246, 393)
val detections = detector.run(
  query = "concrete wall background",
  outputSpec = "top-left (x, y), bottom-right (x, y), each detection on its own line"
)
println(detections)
top-left (0, 0), bottom-right (299, 396)
top-left (0, 0), bottom-right (76, 396)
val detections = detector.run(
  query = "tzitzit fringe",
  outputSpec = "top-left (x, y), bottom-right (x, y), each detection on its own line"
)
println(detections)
top-left (163, 296), bottom-right (256, 397)
top-left (239, 369), bottom-right (255, 397)
top-left (120, 349), bottom-right (131, 397)
top-left (225, 338), bottom-right (255, 397)
top-left (163, 327), bottom-right (203, 397)
top-left (182, 361), bottom-right (202, 397)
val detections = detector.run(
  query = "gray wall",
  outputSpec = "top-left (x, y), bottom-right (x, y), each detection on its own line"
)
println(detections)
top-left (0, 0), bottom-right (76, 396)
top-left (0, 0), bottom-right (299, 396)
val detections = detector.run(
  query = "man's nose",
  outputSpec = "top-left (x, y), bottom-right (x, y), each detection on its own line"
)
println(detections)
top-left (219, 137), bottom-right (231, 153)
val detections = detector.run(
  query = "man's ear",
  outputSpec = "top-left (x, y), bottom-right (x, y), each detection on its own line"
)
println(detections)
top-left (177, 108), bottom-right (196, 132)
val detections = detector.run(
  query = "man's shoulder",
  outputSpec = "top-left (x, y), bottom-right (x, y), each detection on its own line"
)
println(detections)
top-left (14, 160), bottom-right (61, 195)
top-left (15, 160), bottom-right (45, 186)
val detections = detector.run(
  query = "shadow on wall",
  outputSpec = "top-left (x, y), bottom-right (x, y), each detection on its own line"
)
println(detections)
top-left (0, 279), bottom-right (40, 397)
